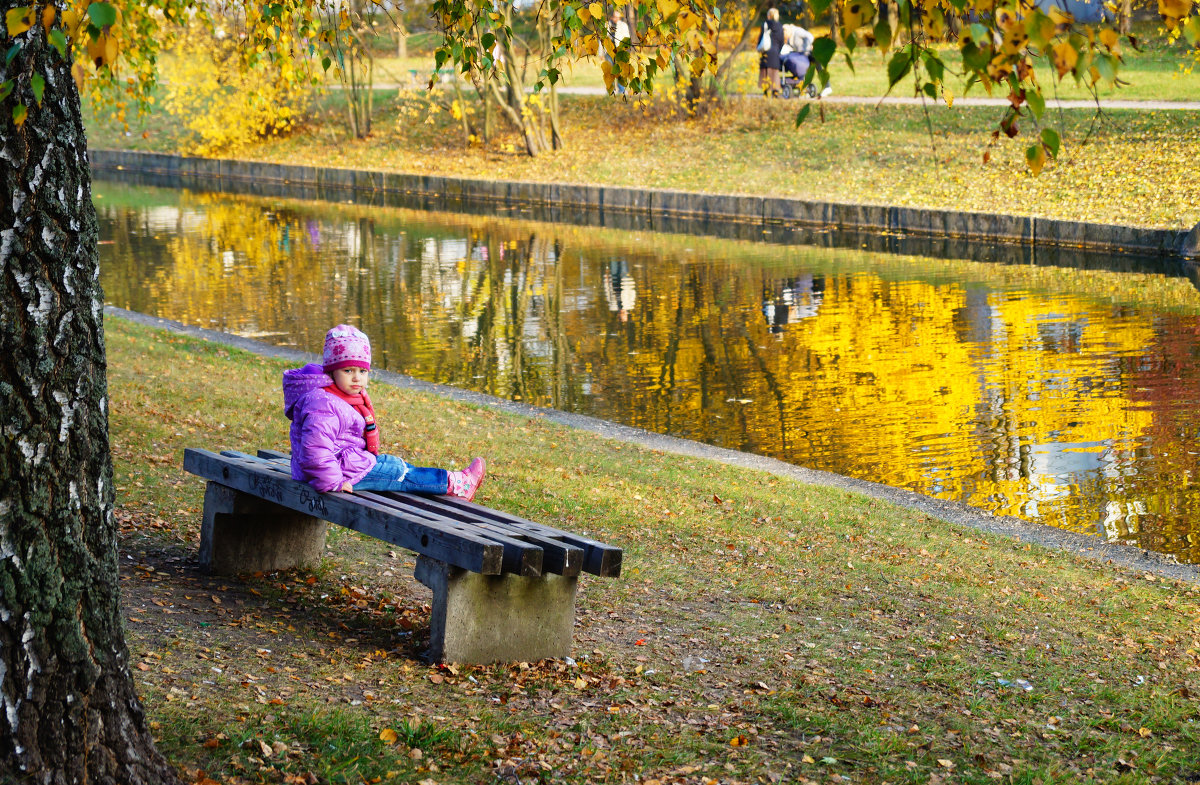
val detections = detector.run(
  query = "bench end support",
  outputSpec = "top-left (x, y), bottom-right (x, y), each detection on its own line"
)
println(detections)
top-left (200, 481), bottom-right (328, 574)
top-left (415, 555), bottom-right (578, 664)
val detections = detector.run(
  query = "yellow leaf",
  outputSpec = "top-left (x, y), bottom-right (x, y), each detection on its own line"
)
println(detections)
top-left (1026, 143), bottom-right (1047, 175)
top-left (1051, 40), bottom-right (1078, 77)
top-left (926, 7), bottom-right (945, 38)
top-left (995, 7), bottom-right (1018, 30)
top-left (1158, 0), bottom-right (1193, 25)
top-left (589, 2), bottom-right (605, 21)
top-left (1001, 27), bottom-right (1029, 55)
top-left (1024, 11), bottom-right (1056, 48)
top-left (1047, 6), bottom-right (1073, 24)
top-left (5, 6), bottom-right (34, 37)
top-left (1099, 28), bottom-right (1119, 49)
top-left (943, 87), bottom-right (954, 108)
top-left (13, 103), bottom-right (27, 126)
top-left (104, 34), bottom-right (118, 65)
top-left (62, 8), bottom-right (79, 32)
top-left (842, 0), bottom-right (874, 31)
top-left (40, 5), bottom-right (55, 33)
top-left (87, 34), bottom-right (105, 64)
top-left (657, 0), bottom-right (680, 16)
top-left (379, 728), bottom-right (399, 744)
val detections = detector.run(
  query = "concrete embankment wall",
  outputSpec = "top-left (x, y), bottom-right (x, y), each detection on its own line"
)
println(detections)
top-left (89, 149), bottom-right (1199, 260)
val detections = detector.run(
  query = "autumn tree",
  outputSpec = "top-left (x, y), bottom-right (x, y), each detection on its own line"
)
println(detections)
top-left (433, 0), bottom-right (1199, 168)
top-left (0, 0), bottom-right (185, 779)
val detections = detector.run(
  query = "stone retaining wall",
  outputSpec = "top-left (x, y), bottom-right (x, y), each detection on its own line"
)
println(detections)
top-left (89, 149), bottom-right (1197, 259)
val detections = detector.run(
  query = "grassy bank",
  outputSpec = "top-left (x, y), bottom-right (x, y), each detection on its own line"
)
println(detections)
top-left (108, 316), bottom-right (1200, 785)
top-left (86, 86), bottom-right (1200, 231)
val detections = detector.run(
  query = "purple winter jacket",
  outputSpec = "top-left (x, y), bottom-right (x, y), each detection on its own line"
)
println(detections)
top-left (283, 363), bottom-right (377, 492)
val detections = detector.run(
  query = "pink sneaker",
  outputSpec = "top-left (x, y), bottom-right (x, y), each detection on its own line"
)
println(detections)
top-left (446, 458), bottom-right (486, 502)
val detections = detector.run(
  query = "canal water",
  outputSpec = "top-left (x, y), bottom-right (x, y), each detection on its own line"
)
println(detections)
top-left (94, 178), bottom-right (1200, 564)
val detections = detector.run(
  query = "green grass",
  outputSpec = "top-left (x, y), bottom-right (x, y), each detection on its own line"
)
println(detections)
top-left (108, 316), bottom-right (1200, 784)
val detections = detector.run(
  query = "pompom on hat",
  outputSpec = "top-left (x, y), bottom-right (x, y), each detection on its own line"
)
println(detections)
top-left (322, 324), bottom-right (371, 373)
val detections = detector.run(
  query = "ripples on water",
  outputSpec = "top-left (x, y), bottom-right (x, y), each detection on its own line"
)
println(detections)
top-left (94, 180), bottom-right (1200, 563)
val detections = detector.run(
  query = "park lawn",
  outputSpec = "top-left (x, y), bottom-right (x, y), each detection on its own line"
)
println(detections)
top-left (107, 315), bottom-right (1200, 785)
top-left (87, 86), bottom-right (1200, 230)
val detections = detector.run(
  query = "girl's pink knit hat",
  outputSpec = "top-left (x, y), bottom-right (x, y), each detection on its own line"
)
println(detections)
top-left (322, 324), bottom-right (371, 373)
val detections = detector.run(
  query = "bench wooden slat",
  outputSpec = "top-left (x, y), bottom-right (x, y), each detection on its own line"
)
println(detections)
top-left (355, 490), bottom-right (544, 577)
top-left (251, 449), bottom-right (621, 578)
top-left (389, 495), bottom-right (584, 576)
top-left (237, 452), bottom-right (546, 577)
top-left (185, 448), bottom-right (504, 575)
top-left (410, 495), bottom-right (623, 578)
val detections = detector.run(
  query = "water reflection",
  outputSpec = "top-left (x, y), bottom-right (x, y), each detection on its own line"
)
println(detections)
top-left (95, 181), bottom-right (1200, 563)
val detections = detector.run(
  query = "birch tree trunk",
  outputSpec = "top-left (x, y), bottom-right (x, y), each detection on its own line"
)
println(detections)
top-left (0, 2), bottom-right (182, 782)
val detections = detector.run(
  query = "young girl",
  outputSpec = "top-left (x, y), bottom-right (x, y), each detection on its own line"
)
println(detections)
top-left (283, 324), bottom-right (486, 500)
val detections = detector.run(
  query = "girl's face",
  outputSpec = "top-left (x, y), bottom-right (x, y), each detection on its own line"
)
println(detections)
top-left (332, 366), bottom-right (369, 395)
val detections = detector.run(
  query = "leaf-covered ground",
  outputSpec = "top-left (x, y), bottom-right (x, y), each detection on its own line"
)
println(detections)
top-left (107, 316), bottom-right (1200, 785)
top-left (87, 86), bottom-right (1200, 231)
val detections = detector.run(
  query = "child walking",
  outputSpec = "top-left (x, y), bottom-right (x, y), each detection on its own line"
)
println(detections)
top-left (283, 324), bottom-right (486, 500)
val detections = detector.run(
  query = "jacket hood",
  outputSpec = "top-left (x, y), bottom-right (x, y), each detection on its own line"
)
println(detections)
top-left (283, 363), bottom-right (332, 419)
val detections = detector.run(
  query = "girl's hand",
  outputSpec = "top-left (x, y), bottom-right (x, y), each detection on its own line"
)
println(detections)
top-left (341, 482), bottom-right (354, 493)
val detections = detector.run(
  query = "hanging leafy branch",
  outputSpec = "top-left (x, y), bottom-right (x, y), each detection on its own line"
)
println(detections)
top-left (2, 0), bottom-right (1198, 172)
top-left (804, 0), bottom-right (1199, 173)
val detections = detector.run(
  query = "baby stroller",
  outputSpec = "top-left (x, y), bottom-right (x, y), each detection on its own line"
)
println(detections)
top-left (779, 51), bottom-right (818, 99)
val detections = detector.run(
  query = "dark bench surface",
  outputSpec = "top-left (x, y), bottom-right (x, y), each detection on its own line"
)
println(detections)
top-left (183, 448), bottom-right (621, 580)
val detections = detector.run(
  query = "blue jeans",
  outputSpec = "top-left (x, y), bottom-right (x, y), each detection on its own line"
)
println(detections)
top-left (353, 453), bottom-right (448, 494)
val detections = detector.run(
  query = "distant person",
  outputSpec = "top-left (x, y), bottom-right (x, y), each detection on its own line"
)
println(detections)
top-left (604, 260), bottom-right (636, 322)
top-left (759, 8), bottom-right (785, 97)
top-left (608, 9), bottom-right (631, 95)
top-left (283, 324), bottom-right (486, 500)
top-left (780, 23), bottom-right (832, 96)
top-left (762, 275), bottom-right (825, 332)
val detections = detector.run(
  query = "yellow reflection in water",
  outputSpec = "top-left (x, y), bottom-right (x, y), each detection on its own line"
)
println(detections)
top-left (97, 187), bottom-right (1200, 562)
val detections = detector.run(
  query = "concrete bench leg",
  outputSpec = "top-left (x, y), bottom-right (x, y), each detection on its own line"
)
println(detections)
top-left (199, 481), bottom-right (328, 574)
top-left (415, 555), bottom-right (578, 664)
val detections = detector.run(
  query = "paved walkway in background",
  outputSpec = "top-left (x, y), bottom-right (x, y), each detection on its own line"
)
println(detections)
top-left (556, 85), bottom-right (1200, 109)
top-left (379, 79), bottom-right (1200, 109)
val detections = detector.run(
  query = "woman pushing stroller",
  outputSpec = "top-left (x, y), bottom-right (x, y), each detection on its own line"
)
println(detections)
top-left (778, 22), bottom-right (833, 98)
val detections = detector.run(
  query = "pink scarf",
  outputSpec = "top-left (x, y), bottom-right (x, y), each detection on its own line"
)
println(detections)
top-left (323, 385), bottom-right (380, 455)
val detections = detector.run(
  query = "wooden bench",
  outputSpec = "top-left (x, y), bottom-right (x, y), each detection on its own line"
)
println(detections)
top-left (182, 449), bottom-right (621, 664)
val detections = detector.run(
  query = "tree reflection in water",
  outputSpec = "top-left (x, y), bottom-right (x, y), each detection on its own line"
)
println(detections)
top-left (97, 183), bottom-right (1200, 563)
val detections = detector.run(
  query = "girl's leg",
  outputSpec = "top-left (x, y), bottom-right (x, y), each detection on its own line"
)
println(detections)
top-left (354, 454), bottom-right (437, 493)
top-left (353, 454), bottom-right (483, 500)
top-left (393, 466), bottom-right (450, 495)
